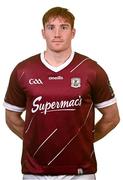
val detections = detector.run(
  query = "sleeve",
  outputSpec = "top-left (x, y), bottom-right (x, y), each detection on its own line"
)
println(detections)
top-left (3, 66), bottom-right (26, 112)
top-left (91, 63), bottom-right (116, 109)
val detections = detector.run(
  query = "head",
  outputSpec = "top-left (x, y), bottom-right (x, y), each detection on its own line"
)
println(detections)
top-left (42, 7), bottom-right (76, 53)
top-left (42, 7), bottom-right (75, 29)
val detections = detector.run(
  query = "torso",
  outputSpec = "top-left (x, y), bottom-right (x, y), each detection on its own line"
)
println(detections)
top-left (4, 52), bottom-right (115, 175)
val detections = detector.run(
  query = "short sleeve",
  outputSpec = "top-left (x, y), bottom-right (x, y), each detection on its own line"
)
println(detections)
top-left (4, 66), bottom-right (26, 112)
top-left (91, 63), bottom-right (116, 108)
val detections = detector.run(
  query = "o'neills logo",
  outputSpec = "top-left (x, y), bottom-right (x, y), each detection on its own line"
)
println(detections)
top-left (31, 96), bottom-right (82, 114)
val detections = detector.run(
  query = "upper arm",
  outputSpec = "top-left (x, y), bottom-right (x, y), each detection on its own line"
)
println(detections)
top-left (97, 103), bottom-right (120, 126)
top-left (90, 62), bottom-right (120, 125)
top-left (90, 62), bottom-right (115, 106)
top-left (4, 65), bottom-right (26, 109)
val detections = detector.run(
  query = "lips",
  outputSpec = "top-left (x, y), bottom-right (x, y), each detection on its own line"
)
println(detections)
top-left (52, 39), bottom-right (64, 42)
top-left (52, 41), bottom-right (63, 43)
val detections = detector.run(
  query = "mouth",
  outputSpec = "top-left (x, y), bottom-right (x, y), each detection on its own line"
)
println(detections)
top-left (52, 41), bottom-right (63, 43)
top-left (52, 39), bottom-right (64, 43)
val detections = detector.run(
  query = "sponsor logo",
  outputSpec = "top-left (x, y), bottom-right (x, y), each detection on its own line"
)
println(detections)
top-left (31, 95), bottom-right (82, 114)
top-left (48, 76), bottom-right (64, 80)
top-left (71, 78), bottom-right (81, 88)
top-left (29, 78), bottom-right (43, 85)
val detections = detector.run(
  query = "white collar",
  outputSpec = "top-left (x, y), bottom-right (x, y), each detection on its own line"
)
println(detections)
top-left (40, 52), bottom-right (75, 72)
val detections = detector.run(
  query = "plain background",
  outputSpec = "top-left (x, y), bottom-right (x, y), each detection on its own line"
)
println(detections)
top-left (0, 0), bottom-right (123, 179)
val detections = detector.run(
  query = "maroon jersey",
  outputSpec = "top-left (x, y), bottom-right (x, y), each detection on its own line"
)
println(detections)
top-left (4, 52), bottom-right (116, 175)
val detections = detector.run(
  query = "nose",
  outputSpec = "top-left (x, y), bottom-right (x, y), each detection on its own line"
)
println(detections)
top-left (54, 28), bottom-right (61, 38)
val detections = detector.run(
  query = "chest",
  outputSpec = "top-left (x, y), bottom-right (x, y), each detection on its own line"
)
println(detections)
top-left (19, 68), bottom-right (91, 102)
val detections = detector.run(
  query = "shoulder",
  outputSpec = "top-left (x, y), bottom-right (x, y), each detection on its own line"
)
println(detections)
top-left (15, 53), bottom-right (41, 70)
top-left (74, 52), bottom-right (109, 86)
top-left (10, 53), bottom-right (41, 80)
top-left (74, 52), bottom-right (104, 72)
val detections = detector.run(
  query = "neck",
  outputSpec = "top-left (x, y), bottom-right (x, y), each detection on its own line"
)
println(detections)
top-left (44, 48), bottom-right (72, 67)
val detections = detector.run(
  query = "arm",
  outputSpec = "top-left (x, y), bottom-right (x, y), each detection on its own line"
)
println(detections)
top-left (94, 103), bottom-right (120, 142)
top-left (5, 109), bottom-right (25, 140)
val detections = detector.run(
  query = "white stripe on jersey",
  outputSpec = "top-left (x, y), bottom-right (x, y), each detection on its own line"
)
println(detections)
top-left (70, 58), bottom-right (90, 73)
top-left (47, 103), bottom-right (93, 166)
top-left (25, 116), bottom-right (36, 134)
top-left (19, 71), bottom-right (25, 81)
top-left (33, 128), bottom-right (58, 157)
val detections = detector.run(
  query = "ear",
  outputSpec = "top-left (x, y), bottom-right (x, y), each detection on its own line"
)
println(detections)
top-left (42, 29), bottom-right (46, 39)
top-left (72, 28), bottom-right (76, 39)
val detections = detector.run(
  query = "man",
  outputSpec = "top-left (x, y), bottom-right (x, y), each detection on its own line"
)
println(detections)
top-left (4, 7), bottom-right (120, 180)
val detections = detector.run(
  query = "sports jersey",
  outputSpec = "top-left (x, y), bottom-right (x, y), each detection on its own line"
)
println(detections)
top-left (4, 52), bottom-right (116, 176)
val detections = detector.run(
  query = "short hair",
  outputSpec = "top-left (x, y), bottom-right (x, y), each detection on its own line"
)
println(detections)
top-left (42, 7), bottom-right (75, 29)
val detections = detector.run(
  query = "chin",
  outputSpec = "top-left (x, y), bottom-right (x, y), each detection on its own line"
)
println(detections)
top-left (51, 48), bottom-right (65, 53)
top-left (50, 44), bottom-right (65, 51)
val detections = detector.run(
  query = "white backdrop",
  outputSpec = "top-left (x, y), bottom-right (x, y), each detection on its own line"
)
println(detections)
top-left (0, 0), bottom-right (123, 179)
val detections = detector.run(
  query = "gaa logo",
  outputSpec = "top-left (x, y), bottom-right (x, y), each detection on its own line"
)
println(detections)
top-left (29, 78), bottom-right (43, 85)
top-left (71, 78), bottom-right (81, 88)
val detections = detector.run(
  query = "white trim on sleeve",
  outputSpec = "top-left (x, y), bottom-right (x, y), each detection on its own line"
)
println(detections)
top-left (3, 101), bottom-right (25, 112)
top-left (95, 97), bottom-right (116, 109)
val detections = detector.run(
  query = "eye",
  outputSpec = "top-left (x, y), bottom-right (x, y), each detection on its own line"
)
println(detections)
top-left (47, 25), bottom-right (54, 30)
top-left (61, 25), bottom-right (69, 30)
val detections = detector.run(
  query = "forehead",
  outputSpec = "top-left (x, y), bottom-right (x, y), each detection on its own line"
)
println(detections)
top-left (45, 17), bottom-right (71, 25)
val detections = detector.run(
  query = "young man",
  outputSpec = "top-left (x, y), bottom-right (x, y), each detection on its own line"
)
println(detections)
top-left (4, 7), bottom-right (120, 180)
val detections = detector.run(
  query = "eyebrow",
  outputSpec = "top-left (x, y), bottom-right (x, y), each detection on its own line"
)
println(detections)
top-left (46, 23), bottom-right (70, 27)
top-left (60, 24), bottom-right (70, 27)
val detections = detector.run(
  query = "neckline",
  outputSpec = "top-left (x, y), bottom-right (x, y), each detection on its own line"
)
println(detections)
top-left (40, 52), bottom-right (75, 72)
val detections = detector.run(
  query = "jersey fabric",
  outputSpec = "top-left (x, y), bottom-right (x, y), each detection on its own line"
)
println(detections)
top-left (4, 52), bottom-right (116, 176)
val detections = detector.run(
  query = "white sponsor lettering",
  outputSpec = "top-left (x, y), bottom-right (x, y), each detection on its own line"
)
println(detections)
top-left (48, 76), bottom-right (63, 80)
top-left (31, 96), bottom-right (82, 114)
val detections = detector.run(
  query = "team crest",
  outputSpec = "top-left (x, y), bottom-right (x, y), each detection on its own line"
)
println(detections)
top-left (71, 78), bottom-right (81, 88)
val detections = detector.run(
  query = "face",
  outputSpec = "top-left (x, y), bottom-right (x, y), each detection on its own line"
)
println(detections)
top-left (42, 17), bottom-right (76, 52)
